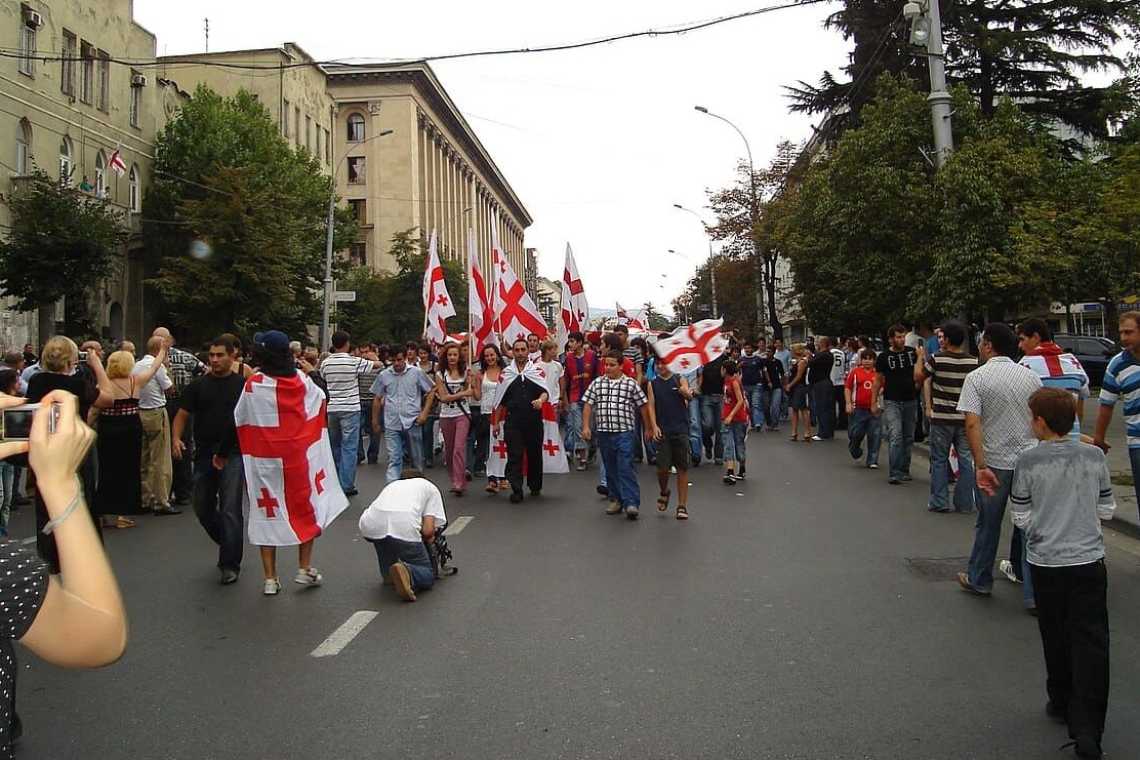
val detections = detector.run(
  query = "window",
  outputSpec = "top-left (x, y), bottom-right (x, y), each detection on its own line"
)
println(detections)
top-left (97, 51), bottom-right (110, 111)
top-left (61, 31), bottom-right (77, 96)
top-left (305, 115), bottom-right (312, 152)
top-left (128, 165), bottom-right (140, 212)
top-left (18, 19), bottom-right (35, 76)
top-left (58, 136), bottom-right (72, 185)
top-left (79, 42), bottom-right (95, 103)
top-left (349, 243), bottom-right (367, 267)
top-left (129, 70), bottom-right (142, 127)
top-left (324, 128), bottom-right (331, 162)
top-left (282, 99), bottom-right (290, 137)
top-left (15, 119), bottom-right (31, 175)
top-left (315, 128), bottom-right (321, 163)
top-left (347, 156), bottom-right (365, 184)
top-left (347, 113), bottom-right (365, 142)
top-left (294, 107), bottom-right (301, 146)
top-left (94, 151), bottom-right (106, 198)
top-left (348, 199), bottom-right (367, 224)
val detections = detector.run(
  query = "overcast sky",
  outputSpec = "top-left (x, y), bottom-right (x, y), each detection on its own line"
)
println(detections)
top-left (134, 0), bottom-right (850, 313)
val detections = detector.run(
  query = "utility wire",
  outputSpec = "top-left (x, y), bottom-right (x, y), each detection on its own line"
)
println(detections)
top-left (0, 0), bottom-right (832, 71)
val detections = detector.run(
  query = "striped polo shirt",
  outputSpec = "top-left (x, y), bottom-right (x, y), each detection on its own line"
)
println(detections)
top-left (926, 350), bottom-right (977, 426)
top-left (1099, 350), bottom-right (1140, 449)
top-left (319, 353), bottom-right (373, 413)
top-left (1019, 346), bottom-right (1090, 441)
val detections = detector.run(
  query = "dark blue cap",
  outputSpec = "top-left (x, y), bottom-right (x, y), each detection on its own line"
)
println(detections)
top-left (253, 330), bottom-right (290, 355)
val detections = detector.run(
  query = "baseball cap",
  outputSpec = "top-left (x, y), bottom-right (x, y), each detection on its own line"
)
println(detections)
top-left (253, 330), bottom-right (291, 355)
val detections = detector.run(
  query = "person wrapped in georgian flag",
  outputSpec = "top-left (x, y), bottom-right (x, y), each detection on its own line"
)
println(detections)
top-left (235, 330), bottom-right (349, 596)
top-left (486, 340), bottom-right (567, 501)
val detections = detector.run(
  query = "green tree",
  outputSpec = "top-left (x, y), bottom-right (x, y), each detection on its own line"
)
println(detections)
top-left (639, 302), bottom-right (672, 332)
top-left (144, 86), bottom-right (356, 343)
top-left (0, 170), bottom-right (128, 338)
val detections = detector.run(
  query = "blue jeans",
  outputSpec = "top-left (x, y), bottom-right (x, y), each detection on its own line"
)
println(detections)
top-left (0, 461), bottom-right (14, 532)
top-left (368, 537), bottom-right (435, 591)
top-left (421, 415), bottom-right (438, 466)
top-left (966, 467), bottom-right (1031, 599)
top-left (769, 387), bottom-right (785, 426)
top-left (1130, 447), bottom-right (1140, 524)
top-left (687, 397), bottom-right (702, 461)
top-left (812, 381), bottom-right (835, 439)
top-left (358, 403), bottom-right (380, 464)
top-left (327, 409), bottom-right (361, 491)
top-left (191, 454), bottom-right (245, 572)
top-left (882, 399), bottom-right (916, 480)
top-left (564, 401), bottom-right (586, 455)
top-left (722, 421), bottom-right (747, 465)
top-left (699, 394), bottom-right (724, 460)
top-left (846, 408), bottom-right (881, 466)
top-left (597, 430), bottom-right (639, 509)
top-left (744, 384), bottom-right (771, 428)
top-left (927, 423), bottom-right (976, 512)
top-left (383, 425), bottom-right (424, 483)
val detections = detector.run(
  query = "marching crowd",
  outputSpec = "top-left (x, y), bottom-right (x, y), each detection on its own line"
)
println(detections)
top-left (0, 309), bottom-right (1134, 759)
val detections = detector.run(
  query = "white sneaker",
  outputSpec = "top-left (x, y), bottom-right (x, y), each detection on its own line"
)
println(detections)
top-left (868, 463), bottom-right (879, 469)
top-left (263, 578), bottom-right (281, 595)
top-left (669, 466), bottom-right (677, 474)
top-left (294, 567), bottom-right (323, 587)
top-left (998, 560), bottom-right (1021, 584)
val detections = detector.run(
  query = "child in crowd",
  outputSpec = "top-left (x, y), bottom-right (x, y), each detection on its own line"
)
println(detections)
top-left (720, 359), bottom-right (748, 484)
top-left (646, 357), bottom-right (693, 519)
top-left (844, 349), bottom-right (881, 469)
top-left (1010, 388), bottom-right (1114, 760)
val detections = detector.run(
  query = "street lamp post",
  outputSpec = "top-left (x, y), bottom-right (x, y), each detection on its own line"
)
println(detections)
top-left (671, 206), bottom-right (718, 319)
top-left (694, 105), bottom-right (765, 337)
top-left (320, 128), bottom-right (394, 350)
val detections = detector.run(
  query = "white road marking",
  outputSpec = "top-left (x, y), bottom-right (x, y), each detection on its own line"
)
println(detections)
top-left (446, 516), bottom-right (474, 536)
top-left (19, 536), bottom-right (36, 546)
top-left (310, 610), bottom-right (379, 658)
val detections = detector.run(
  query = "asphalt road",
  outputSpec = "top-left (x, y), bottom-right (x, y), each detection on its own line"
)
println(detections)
top-left (10, 431), bottom-right (1140, 760)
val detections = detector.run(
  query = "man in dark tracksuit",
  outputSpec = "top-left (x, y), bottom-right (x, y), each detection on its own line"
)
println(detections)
top-left (497, 339), bottom-right (548, 503)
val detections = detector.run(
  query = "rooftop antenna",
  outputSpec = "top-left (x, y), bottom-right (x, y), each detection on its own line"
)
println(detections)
top-left (204, 18), bottom-right (209, 53)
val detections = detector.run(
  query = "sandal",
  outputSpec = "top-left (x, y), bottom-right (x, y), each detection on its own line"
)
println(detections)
top-left (113, 516), bottom-right (136, 529)
top-left (789, 435), bottom-right (798, 442)
top-left (676, 505), bottom-right (688, 520)
top-left (657, 490), bottom-right (670, 511)
top-left (803, 436), bottom-right (813, 443)
top-left (485, 482), bottom-right (498, 494)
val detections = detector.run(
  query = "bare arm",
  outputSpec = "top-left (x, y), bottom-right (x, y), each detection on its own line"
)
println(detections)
top-left (132, 345), bottom-right (169, 389)
top-left (1092, 402), bottom-right (1113, 450)
top-left (964, 412), bottom-right (986, 471)
top-left (86, 352), bottom-right (114, 410)
top-left (421, 515), bottom-right (437, 542)
top-left (871, 373), bottom-right (884, 415)
top-left (581, 402), bottom-right (593, 440)
top-left (171, 408), bottom-right (190, 460)
top-left (372, 396), bottom-right (383, 432)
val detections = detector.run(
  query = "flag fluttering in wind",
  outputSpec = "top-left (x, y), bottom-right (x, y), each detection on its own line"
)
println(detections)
top-left (615, 302), bottom-right (645, 331)
top-left (423, 230), bottom-right (456, 345)
top-left (491, 219), bottom-right (547, 344)
top-left (468, 231), bottom-right (495, 356)
top-left (108, 148), bottom-right (127, 176)
top-left (652, 319), bottom-right (728, 375)
top-left (556, 243), bottom-right (588, 351)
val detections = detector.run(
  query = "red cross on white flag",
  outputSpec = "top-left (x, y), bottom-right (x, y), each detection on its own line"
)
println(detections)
top-left (556, 242), bottom-right (589, 352)
top-left (653, 318), bottom-right (728, 375)
top-left (423, 230), bottom-right (456, 345)
top-left (467, 230), bottom-right (495, 356)
top-left (490, 214), bottom-right (547, 346)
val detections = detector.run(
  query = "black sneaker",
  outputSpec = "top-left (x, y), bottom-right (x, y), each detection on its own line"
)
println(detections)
top-left (509, 491), bottom-right (524, 504)
top-left (152, 504), bottom-right (182, 516)
top-left (1064, 736), bottom-right (1102, 759)
top-left (220, 568), bottom-right (239, 585)
top-left (851, 447), bottom-right (863, 460)
top-left (722, 471), bottom-right (735, 485)
top-left (596, 485), bottom-right (608, 497)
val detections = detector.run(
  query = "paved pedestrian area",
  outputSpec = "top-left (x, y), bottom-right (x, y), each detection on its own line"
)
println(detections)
top-left (10, 431), bottom-right (1140, 759)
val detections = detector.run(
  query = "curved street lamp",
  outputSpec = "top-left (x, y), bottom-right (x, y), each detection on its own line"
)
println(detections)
top-left (671, 205), bottom-right (718, 318)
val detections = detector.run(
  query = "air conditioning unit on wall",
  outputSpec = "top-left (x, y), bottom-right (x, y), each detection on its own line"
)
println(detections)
top-left (24, 9), bottom-right (44, 28)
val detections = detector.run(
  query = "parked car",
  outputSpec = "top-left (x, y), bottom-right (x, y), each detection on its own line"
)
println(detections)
top-left (1053, 334), bottom-right (1119, 387)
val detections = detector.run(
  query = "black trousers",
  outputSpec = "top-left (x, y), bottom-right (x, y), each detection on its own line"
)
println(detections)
top-left (505, 417), bottom-right (542, 495)
top-left (834, 385), bottom-right (848, 430)
top-left (1030, 560), bottom-right (1109, 742)
top-left (168, 404), bottom-right (193, 505)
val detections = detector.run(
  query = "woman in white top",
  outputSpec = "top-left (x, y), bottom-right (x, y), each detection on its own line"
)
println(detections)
top-left (477, 345), bottom-right (505, 494)
top-left (538, 339), bottom-right (564, 406)
top-left (433, 344), bottom-right (477, 496)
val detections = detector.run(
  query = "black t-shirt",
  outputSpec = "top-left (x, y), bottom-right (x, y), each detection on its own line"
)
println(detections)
top-left (875, 347), bottom-right (919, 401)
top-left (180, 372), bottom-right (246, 456)
top-left (26, 371), bottom-right (99, 421)
top-left (807, 351), bottom-right (833, 385)
top-left (699, 355), bottom-right (726, 396)
top-left (763, 356), bottom-right (784, 387)
top-left (739, 355), bottom-right (765, 386)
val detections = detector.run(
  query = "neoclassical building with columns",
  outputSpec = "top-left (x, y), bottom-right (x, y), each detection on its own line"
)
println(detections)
top-left (324, 61), bottom-right (531, 280)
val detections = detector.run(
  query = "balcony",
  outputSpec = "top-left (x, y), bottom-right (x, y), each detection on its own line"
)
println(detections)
top-left (9, 175), bottom-right (141, 235)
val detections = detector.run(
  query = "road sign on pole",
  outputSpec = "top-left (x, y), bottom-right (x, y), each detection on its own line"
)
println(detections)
top-left (334, 290), bottom-right (356, 303)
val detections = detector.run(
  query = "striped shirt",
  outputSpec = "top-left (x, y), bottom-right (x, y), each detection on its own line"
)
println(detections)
top-left (1099, 349), bottom-right (1140, 449)
top-left (319, 353), bottom-right (374, 413)
top-left (926, 351), bottom-right (977, 426)
top-left (957, 356), bottom-right (1042, 469)
top-left (1019, 347), bottom-right (1090, 441)
top-left (358, 367), bottom-right (380, 404)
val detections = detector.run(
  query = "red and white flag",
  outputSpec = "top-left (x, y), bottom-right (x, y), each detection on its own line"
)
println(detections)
top-left (235, 371), bottom-right (349, 547)
top-left (467, 231), bottom-right (495, 356)
top-left (491, 218), bottom-right (547, 344)
top-left (615, 302), bottom-right (645, 331)
top-left (108, 148), bottom-right (127, 176)
top-left (652, 319), bottom-right (728, 375)
top-left (556, 243), bottom-right (588, 351)
top-left (486, 360), bottom-right (568, 477)
top-left (423, 230), bottom-right (456, 345)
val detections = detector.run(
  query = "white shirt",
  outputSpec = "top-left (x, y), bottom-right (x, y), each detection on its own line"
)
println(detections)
top-left (539, 360), bottom-right (563, 401)
top-left (956, 356), bottom-right (1043, 470)
top-left (358, 477), bottom-right (448, 543)
top-left (829, 348), bottom-right (846, 386)
top-left (132, 355), bottom-right (172, 410)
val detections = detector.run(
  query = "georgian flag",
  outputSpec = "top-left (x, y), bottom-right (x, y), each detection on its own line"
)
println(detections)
top-left (108, 148), bottom-right (127, 176)
top-left (423, 230), bottom-right (456, 345)
top-left (652, 319), bottom-right (728, 375)
top-left (235, 371), bottom-right (348, 547)
top-left (615, 302), bottom-right (646, 331)
top-left (486, 360), bottom-right (568, 478)
top-left (556, 243), bottom-right (588, 351)
top-left (491, 216), bottom-right (548, 344)
top-left (467, 231), bottom-right (495, 356)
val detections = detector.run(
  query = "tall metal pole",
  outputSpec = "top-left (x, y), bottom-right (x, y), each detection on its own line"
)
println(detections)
top-left (672, 206), bottom-right (719, 319)
top-left (925, 0), bottom-right (954, 167)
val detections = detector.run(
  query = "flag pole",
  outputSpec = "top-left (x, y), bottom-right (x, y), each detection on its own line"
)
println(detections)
top-left (467, 227), bottom-right (475, 362)
top-left (422, 230), bottom-right (432, 342)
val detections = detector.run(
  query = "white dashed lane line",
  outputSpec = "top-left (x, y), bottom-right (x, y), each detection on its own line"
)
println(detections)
top-left (446, 516), bottom-right (474, 536)
top-left (310, 610), bottom-right (379, 658)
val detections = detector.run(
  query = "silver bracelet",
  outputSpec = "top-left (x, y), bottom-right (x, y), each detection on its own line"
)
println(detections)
top-left (41, 481), bottom-right (82, 535)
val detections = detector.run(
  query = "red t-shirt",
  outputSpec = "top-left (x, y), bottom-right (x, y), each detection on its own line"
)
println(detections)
top-left (563, 350), bottom-right (598, 403)
top-left (621, 357), bottom-right (636, 379)
top-left (721, 377), bottom-right (749, 423)
top-left (845, 367), bottom-right (876, 409)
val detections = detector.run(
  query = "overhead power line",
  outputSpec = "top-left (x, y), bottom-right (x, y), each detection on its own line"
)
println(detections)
top-left (0, 0), bottom-right (832, 71)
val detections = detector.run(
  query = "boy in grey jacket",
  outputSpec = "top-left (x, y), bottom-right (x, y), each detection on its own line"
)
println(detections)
top-left (1010, 388), bottom-right (1114, 760)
